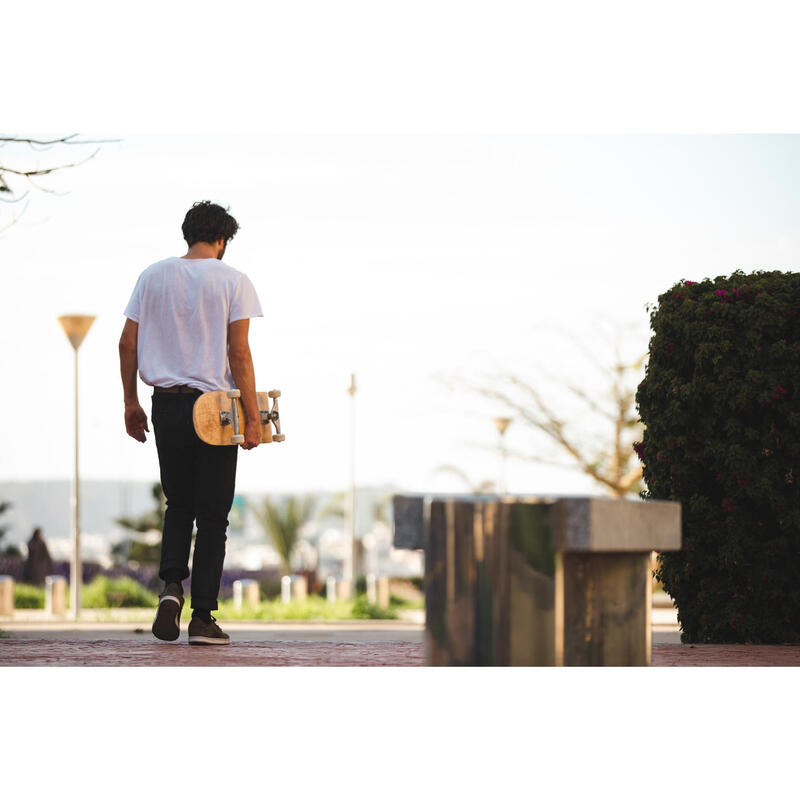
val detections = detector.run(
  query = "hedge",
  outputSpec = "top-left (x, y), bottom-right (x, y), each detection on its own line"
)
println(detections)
top-left (636, 270), bottom-right (800, 644)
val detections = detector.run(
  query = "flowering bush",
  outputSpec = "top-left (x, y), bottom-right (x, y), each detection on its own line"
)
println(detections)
top-left (636, 270), bottom-right (800, 644)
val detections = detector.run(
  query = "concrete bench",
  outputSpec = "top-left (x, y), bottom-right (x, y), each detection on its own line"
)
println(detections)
top-left (392, 494), bottom-right (681, 666)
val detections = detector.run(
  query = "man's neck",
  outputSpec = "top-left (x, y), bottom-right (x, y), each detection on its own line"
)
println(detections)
top-left (182, 242), bottom-right (221, 260)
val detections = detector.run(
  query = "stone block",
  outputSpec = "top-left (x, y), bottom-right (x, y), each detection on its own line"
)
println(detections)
top-left (0, 576), bottom-right (13, 616)
top-left (45, 575), bottom-right (67, 616)
top-left (555, 496), bottom-right (682, 552)
top-left (397, 494), bottom-right (681, 667)
top-left (376, 576), bottom-right (390, 609)
top-left (232, 579), bottom-right (260, 611)
top-left (280, 575), bottom-right (307, 603)
top-left (392, 495), bottom-right (425, 550)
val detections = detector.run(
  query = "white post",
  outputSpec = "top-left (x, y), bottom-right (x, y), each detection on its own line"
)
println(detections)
top-left (71, 347), bottom-right (81, 619)
top-left (345, 373), bottom-right (357, 599)
top-left (326, 575), bottom-right (337, 603)
top-left (366, 573), bottom-right (377, 604)
top-left (281, 575), bottom-right (292, 603)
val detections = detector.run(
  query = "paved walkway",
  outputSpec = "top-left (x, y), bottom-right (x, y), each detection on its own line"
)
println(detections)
top-left (0, 638), bottom-right (425, 666)
top-left (651, 644), bottom-right (800, 667)
top-left (2, 636), bottom-right (798, 666)
top-left (3, 601), bottom-right (797, 666)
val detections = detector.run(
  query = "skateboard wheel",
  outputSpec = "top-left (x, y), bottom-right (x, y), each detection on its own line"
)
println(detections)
top-left (273, 435), bottom-right (285, 442)
top-left (268, 390), bottom-right (281, 398)
top-left (232, 434), bottom-right (245, 444)
top-left (227, 389), bottom-right (241, 398)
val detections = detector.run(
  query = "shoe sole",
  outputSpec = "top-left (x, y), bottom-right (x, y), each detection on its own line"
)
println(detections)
top-left (188, 635), bottom-right (230, 645)
top-left (152, 595), bottom-right (183, 642)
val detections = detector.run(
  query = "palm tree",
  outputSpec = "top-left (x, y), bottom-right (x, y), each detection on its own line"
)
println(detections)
top-left (115, 483), bottom-right (165, 533)
top-left (112, 483), bottom-right (165, 566)
top-left (431, 465), bottom-right (496, 493)
top-left (255, 495), bottom-right (315, 575)
top-left (316, 489), bottom-right (394, 525)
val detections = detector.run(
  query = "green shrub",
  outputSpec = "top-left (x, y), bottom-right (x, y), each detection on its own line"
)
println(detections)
top-left (82, 575), bottom-right (158, 608)
top-left (14, 583), bottom-right (45, 609)
top-left (350, 595), bottom-right (398, 620)
top-left (636, 270), bottom-right (800, 643)
top-left (214, 594), bottom-right (398, 621)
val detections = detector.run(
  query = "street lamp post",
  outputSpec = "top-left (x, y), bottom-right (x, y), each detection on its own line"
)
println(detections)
top-left (492, 416), bottom-right (512, 495)
top-left (345, 373), bottom-right (357, 598)
top-left (58, 314), bottom-right (95, 620)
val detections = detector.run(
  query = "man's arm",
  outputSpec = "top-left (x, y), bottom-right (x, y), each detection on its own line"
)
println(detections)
top-left (228, 318), bottom-right (261, 450)
top-left (119, 318), bottom-right (149, 443)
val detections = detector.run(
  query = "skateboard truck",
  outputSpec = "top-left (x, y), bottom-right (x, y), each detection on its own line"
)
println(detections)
top-left (224, 389), bottom-right (245, 444)
top-left (266, 390), bottom-right (285, 442)
top-left (218, 389), bottom-right (285, 443)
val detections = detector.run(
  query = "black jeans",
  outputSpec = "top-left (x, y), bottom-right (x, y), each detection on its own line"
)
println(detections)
top-left (151, 392), bottom-right (238, 611)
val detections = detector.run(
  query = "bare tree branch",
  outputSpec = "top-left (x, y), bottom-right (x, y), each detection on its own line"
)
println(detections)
top-left (0, 134), bottom-right (120, 146)
top-left (0, 134), bottom-right (119, 234)
top-left (439, 324), bottom-right (647, 497)
top-left (0, 147), bottom-right (100, 180)
top-left (0, 188), bottom-right (29, 204)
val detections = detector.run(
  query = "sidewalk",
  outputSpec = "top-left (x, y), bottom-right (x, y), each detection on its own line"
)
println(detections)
top-left (3, 601), bottom-right (798, 666)
top-left (3, 637), bottom-right (798, 666)
top-left (0, 638), bottom-right (425, 666)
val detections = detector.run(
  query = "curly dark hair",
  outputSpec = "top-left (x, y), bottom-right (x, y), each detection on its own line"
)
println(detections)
top-left (181, 201), bottom-right (240, 247)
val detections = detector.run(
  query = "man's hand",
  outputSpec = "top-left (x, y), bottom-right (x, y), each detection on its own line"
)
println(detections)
top-left (241, 418), bottom-right (261, 450)
top-left (125, 402), bottom-right (149, 443)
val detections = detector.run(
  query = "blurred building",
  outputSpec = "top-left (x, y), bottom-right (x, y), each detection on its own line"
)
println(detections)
top-left (0, 480), bottom-right (423, 579)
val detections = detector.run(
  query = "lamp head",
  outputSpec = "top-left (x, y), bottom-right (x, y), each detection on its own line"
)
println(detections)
top-left (492, 416), bottom-right (512, 436)
top-left (58, 315), bottom-right (96, 350)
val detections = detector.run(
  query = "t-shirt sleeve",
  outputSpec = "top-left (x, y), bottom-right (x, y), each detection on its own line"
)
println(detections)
top-left (123, 274), bottom-right (144, 322)
top-left (230, 273), bottom-right (264, 322)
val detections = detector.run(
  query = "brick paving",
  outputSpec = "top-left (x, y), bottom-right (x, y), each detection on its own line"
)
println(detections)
top-left (2, 637), bottom-right (799, 666)
top-left (0, 638), bottom-right (425, 667)
top-left (651, 643), bottom-right (800, 667)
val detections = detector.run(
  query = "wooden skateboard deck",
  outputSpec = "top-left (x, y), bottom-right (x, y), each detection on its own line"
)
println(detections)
top-left (193, 389), bottom-right (285, 446)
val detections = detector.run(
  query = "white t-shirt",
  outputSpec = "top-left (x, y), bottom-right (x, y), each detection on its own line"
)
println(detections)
top-left (124, 256), bottom-right (263, 392)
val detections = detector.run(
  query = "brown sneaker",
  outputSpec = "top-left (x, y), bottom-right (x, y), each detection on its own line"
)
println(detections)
top-left (152, 583), bottom-right (184, 642)
top-left (188, 614), bottom-right (230, 645)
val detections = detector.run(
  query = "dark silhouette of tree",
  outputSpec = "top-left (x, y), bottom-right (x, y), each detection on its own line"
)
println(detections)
top-left (255, 495), bottom-right (315, 575)
top-left (0, 500), bottom-right (21, 557)
top-left (112, 483), bottom-right (165, 566)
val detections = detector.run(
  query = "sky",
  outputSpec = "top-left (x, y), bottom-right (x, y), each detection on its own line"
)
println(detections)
top-left (3, 134), bottom-right (800, 496)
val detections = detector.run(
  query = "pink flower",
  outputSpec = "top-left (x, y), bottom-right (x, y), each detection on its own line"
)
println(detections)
top-left (721, 497), bottom-right (737, 513)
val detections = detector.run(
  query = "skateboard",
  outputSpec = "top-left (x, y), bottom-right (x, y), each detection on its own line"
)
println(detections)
top-left (192, 389), bottom-right (285, 446)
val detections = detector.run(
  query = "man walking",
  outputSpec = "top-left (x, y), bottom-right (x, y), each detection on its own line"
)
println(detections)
top-left (119, 201), bottom-right (263, 645)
